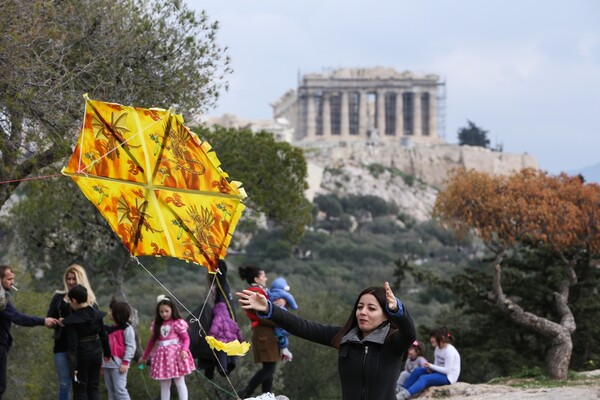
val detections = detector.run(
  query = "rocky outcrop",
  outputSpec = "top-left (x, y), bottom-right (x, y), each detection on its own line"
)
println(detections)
top-left (303, 141), bottom-right (537, 189)
top-left (314, 160), bottom-right (437, 222)
top-left (303, 141), bottom-right (537, 222)
top-left (409, 370), bottom-right (600, 400)
top-left (416, 381), bottom-right (599, 400)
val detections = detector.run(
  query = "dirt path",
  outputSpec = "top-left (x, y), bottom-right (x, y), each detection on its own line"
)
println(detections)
top-left (417, 370), bottom-right (600, 400)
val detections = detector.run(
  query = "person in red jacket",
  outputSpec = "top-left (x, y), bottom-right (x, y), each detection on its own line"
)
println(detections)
top-left (237, 265), bottom-right (280, 399)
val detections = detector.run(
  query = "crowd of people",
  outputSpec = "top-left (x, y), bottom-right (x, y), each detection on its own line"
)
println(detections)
top-left (0, 261), bottom-right (461, 400)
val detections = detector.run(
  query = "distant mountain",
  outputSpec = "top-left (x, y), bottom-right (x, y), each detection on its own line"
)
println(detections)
top-left (571, 162), bottom-right (600, 184)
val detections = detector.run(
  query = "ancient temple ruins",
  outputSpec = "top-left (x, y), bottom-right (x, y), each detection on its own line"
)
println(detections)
top-left (271, 67), bottom-right (445, 144)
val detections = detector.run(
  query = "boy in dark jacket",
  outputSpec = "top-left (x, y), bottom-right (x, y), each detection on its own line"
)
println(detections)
top-left (62, 284), bottom-right (111, 400)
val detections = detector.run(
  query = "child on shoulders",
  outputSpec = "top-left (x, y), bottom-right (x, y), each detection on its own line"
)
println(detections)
top-left (268, 277), bottom-right (298, 362)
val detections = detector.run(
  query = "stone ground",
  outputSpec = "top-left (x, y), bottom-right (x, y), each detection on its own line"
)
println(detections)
top-left (248, 370), bottom-right (600, 399)
top-left (415, 370), bottom-right (600, 400)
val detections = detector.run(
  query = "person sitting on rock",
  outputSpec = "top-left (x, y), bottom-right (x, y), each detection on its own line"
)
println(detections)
top-left (397, 327), bottom-right (460, 400)
top-left (396, 340), bottom-right (427, 392)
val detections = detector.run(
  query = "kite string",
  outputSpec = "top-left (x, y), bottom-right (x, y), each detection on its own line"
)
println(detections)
top-left (189, 271), bottom-right (218, 328)
top-left (0, 173), bottom-right (63, 185)
top-left (131, 255), bottom-right (242, 399)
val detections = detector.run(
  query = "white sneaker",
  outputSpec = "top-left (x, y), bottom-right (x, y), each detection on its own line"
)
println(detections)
top-left (281, 347), bottom-right (293, 362)
top-left (245, 393), bottom-right (276, 400)
top-left (396, 388), bottom-right (411, 400)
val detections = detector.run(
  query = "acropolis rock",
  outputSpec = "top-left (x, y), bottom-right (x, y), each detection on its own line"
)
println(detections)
top-left (302, 140), bottom-right (537, 222)
top-left (303, 140), bottom-right (537, 189)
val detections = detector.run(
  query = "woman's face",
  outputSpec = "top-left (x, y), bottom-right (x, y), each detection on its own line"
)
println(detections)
top-left (355, 293), bottom-right (387, 336)
top-left (66, 272), bottom-right (77, 290)
top-left (254, 270), bottom-right (267, 287)
top-left (430, 336), bottom-right (438, 348)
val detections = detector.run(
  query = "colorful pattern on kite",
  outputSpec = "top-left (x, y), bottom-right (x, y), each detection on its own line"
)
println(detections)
top-left (62, 97), bottom-right (246, 272)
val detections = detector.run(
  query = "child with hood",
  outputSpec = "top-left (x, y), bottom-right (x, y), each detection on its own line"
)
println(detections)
top-left (268, 277), bottom-right (298, 362)
top-left (62, 284), bottom-right (111, 399)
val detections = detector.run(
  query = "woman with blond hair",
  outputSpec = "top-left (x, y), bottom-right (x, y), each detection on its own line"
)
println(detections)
top-left (46, 264), bottom-right (97, 400)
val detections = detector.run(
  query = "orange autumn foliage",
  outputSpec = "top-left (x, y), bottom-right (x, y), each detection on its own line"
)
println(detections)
top-left (433, 168), bottom-right (600, 255)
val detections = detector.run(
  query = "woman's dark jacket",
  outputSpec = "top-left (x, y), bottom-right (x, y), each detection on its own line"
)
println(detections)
top-left (260, 298), bottom-right (415, 400)
top-left (47, 292), bottom-right (72, 353)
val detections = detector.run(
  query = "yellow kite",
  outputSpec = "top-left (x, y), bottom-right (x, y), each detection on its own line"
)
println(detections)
top-left (62, 96), bottom-right (246, 273)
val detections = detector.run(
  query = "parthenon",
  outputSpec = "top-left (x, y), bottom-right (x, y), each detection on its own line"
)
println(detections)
top-left (271, 67), bottom-right (445, 144)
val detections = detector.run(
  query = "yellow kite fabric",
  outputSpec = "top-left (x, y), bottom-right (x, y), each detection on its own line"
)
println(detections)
top-left (205, 336), bottom-right (251, 356)
top-left (62, 96), bottom-right (246, 273)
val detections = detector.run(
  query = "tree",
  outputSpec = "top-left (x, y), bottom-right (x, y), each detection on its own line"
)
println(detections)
top-left (195, 126), bottom-right (313, 242)
top-left (314, 194), bottom-right (344, 219)
top-left (433, 168), bottom-right (600, 379)
top-left (0, 0), bottom-right (230, 207)
top-left (457, 120), bottom-right (490, 148)
top-left (5, 176), bottom-right (136, 296)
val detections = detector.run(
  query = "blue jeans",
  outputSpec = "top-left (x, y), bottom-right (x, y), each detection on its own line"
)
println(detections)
top-left (54, 352), bottom-right (72, 400)
top-left (403, 367), bottom-right (450, 396)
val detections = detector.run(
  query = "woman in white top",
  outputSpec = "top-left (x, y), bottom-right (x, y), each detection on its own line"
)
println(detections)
top-left (397, 327), bottom-right (460, 400)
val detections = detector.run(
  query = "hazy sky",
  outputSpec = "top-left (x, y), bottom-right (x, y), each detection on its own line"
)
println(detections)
top-left (187, 0), bottom-right (600, 174)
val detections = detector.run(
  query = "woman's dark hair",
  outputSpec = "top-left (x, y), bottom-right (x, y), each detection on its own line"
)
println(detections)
top-left (153, 297), bottom-right (182, 341)
top-left (430, 326), bottom-right (455, 346)
top-left (238, 265), bottom-right (262, 285)
top-left (330, 286), bottom-right (397, 348)
top-left (110, 299), bottom-right (131, 329)
top-left (68, 284), bottom-right (88, 304)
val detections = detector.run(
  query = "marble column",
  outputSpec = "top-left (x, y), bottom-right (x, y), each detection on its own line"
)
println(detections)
top-left (395, 91), bottom-right (404, 137)
top-left (322, 92), bottom-right (331, 137)
top-left (340, 91), bottom-right (349, 138)
top-left (376, 90), bottom-right (385, 138)
top-left (306, 93), bottom-right (316, 139)
top-left (429, 91), bottom-right (437, 138)
top-left (413, 90), bottom-right (422, 137)
top-left (359, 90), bottom-right (367, 138)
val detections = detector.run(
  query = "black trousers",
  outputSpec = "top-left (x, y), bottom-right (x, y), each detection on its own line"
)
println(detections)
top-left (73, 343), bottom-right (102, 400)
top-left (245, 362), bottom-right (277, 396)
top-left (0, 345), bottom-right (7, 400)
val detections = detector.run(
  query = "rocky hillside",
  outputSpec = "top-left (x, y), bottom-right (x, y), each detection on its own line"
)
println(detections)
top-left (314, 159), bottom-right (437, 222)
top-left (303, 140), bottom-right (537, 187)
top-left (302, 141), bottom-right (536, 223)
top-left (414, 370), bottom-right (600, 400)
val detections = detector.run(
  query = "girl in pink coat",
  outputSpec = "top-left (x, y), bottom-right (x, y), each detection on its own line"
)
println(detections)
top-left (139, 295), bottom-right (195, 400)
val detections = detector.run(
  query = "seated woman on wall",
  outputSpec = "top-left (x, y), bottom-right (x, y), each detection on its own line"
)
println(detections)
top-left (397, 327), bottom-right (460, 400)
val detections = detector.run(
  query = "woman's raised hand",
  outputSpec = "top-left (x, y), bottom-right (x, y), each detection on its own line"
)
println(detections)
top-left (384, 281), bottom-right (398, 312)
top-left (236, 289), bottom-right (269, 313)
